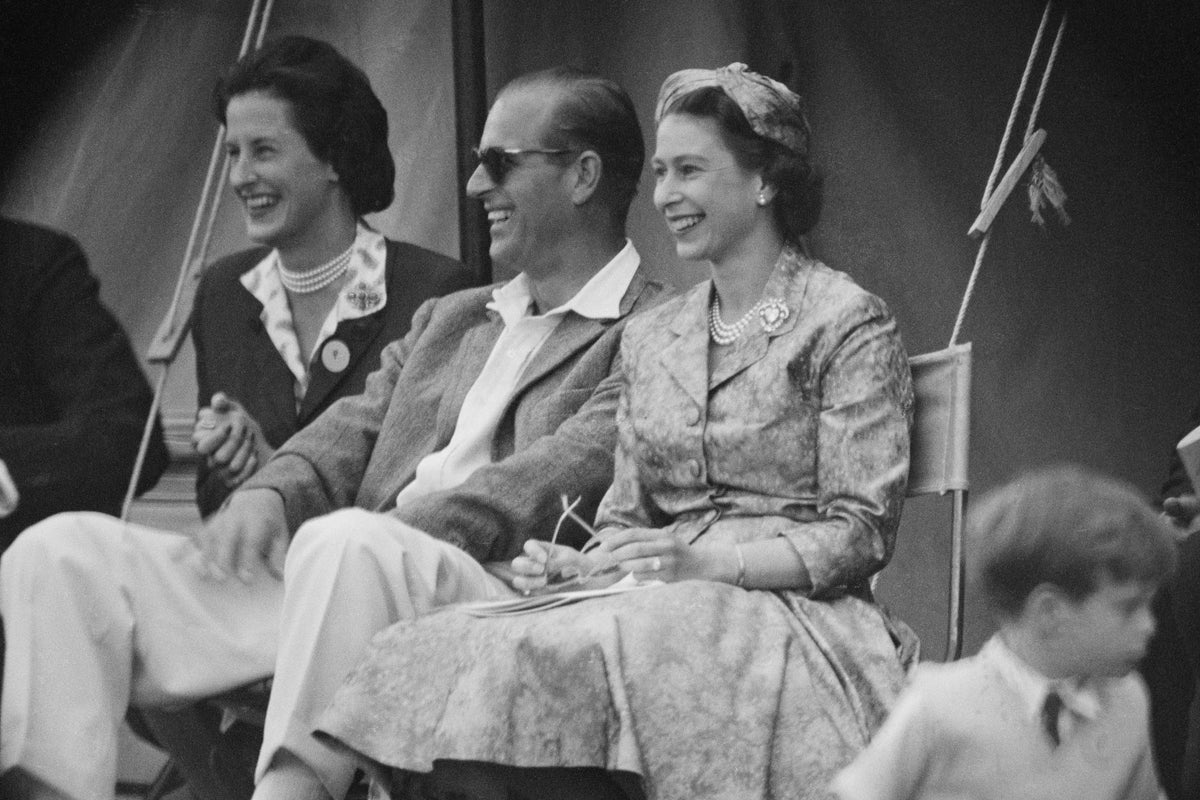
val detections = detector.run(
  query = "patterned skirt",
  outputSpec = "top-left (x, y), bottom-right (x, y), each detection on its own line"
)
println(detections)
top-left (317, 579), bottom-right (917, 799)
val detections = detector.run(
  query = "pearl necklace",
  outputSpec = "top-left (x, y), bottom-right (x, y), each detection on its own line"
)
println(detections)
top-left (708, 294), bottom-right (791, 345)
top-left (278, 242), bottom-right (354, 294)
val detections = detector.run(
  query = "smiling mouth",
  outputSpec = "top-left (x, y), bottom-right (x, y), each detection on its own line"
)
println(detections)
top-left (244, 195), bottom-right (279, 214)
top-left (667, 214), bottom-right (702, 234)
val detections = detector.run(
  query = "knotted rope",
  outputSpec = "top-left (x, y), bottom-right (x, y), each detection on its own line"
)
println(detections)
top-left (949, 1), bottom-right (1068, 348)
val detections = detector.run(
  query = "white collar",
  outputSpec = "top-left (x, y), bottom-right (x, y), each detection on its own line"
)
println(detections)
top-left (487, 239), bottom-right (640, 327)
top-left (984, 634), bottom-right (1102, 722)
top-left (240, 223), bottom-right (389, 321)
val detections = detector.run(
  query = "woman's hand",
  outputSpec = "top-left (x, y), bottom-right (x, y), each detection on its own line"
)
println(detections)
top-left (193, 392), bottom-right (274, 488)
top-left (598, 527), bottom-right (706, 582)
top-left (510, 540), bottom-right (592, 593)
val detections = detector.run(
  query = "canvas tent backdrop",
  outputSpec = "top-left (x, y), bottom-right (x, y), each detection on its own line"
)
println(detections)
top-left (2, 0), bottom-right (1198, 658)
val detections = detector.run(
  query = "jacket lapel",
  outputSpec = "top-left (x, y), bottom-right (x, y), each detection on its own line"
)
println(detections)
top-left (237, 290), bottom-right (298, 431)
top-left (436, 316), bottom-right (504, 444)
top-left (298, 313), bottom-right (384, 423)
top-left (510, 271), bottom-right (652, 399)
top-left (660, 283), bottom-right (711, 410)
top-left (709, 255), bottom-right (807, 389)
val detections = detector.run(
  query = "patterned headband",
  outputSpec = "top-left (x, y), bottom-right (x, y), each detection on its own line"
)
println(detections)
top-left (654, 62), bottom-right (810, 156)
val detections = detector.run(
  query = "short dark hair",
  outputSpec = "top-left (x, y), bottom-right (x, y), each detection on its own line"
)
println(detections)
top-left (501, 66), bottom-right (644, 223)
top-left (970, 464), bottom-right (1178, 620)
top-left (663, 86), bottom-right (822, 245)
top-left (213, 35), bottom-right (394, 217)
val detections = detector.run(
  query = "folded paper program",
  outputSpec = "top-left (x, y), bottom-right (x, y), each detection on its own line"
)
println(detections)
top-left (460, 573), bottom-right (663, 617)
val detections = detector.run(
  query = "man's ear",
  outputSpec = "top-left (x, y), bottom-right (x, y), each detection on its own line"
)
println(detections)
top-left (570, 150), bottom-right (603, 205)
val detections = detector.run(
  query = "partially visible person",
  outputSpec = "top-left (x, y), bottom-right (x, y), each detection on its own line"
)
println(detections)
top-left (190, 35), bottom-right (473, 517)
top-left (318, 63), bottom-right (915, 800)
top-left (1144, 402), bottom-right (1200, 800)
top-left (832, 465), bottom-right (1175, 800)
top-left (0, 461), bottom-right (17, 518)
top-left (0, 63), bottom-right (666, 800)
top-left (0, 217), bottom-right (168, 550)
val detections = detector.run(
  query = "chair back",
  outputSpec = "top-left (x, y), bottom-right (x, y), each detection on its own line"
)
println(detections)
top-left (908, 344), bottom-right (971, 497)
top-left (906, 343), bottom-right (972, 659)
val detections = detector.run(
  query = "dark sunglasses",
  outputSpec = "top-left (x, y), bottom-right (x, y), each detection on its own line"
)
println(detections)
top-left (472, 146), bottom-right (576, 184)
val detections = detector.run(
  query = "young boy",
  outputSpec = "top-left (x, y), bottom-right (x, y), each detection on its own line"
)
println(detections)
top-left (832, 464), bottom-right (1176, 800)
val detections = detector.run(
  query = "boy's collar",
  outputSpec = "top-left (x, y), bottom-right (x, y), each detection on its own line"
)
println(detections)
top-left (985, 634), bottom-right (1102, 721)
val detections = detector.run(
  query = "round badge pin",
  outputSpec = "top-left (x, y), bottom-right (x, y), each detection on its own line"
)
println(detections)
top-left (321, 339), bottom-right (351, 373)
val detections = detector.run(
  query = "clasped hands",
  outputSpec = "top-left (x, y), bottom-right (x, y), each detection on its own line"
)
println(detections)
top-left (193, 392), bottom-right (274, 489)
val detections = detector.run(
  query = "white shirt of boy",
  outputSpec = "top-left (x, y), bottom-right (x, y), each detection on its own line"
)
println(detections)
top-left (830, 634), bottom-right (1164, 800)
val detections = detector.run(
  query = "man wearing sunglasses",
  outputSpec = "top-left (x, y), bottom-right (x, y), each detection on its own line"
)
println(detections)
top-left (0, 65), bottom-right (668, 800)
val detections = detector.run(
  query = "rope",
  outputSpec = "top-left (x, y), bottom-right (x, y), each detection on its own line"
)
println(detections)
top-left (121, 0), bottom-right (277, 521)
top-left (948, 232), bottom-right (992, 348)
top-left (1024, 12), bottom-right (1068, 143)
top-left (981, 2), bottom-right (1050, 208)
top-left (949, 1), bottom-right (1065, 347)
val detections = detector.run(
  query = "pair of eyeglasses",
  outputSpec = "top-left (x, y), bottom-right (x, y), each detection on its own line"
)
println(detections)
top-left (472, 146), bottom-right (575, 184)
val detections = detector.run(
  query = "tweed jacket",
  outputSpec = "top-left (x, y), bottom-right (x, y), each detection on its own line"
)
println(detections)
top-left (241, 266), bottom-right (670, 562)
top-left (596, 250), bottom-right (913, 596)
top-left (0, 218), bottom-right (168, 548)
top-left (191, 239), bottom-right (472, 516)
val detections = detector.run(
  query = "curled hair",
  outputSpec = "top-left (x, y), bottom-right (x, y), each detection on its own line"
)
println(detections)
top-left (213, 35), bottom-right (394, 217)
top-left (502, 67), bottom-right (644, 224)
top-left (969, 464), bottom-right (1178, 620)
top-left (663, 86), bottom-right (822, 244)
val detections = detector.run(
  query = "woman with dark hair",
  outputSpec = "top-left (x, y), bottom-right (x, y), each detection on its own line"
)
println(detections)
top-left (317, 64), bottom-right (916, 800)
top-left (192, 35), bottom-right (471, 514)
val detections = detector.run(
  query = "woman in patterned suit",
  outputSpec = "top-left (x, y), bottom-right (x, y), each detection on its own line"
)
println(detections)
top-left (317, 63), bottom-right (916, 800)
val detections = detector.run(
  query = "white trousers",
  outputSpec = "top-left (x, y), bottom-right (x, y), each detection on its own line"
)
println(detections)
top-left (258, 508), bottom-right (513, 799)
top-left (0, 508), bottom-right (512, 800)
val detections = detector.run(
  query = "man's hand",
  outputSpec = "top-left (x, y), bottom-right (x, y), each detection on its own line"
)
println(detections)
top-left (193, 392), bottom-right (274, 489)
top-left (193, 488), bottom-right (289, 582)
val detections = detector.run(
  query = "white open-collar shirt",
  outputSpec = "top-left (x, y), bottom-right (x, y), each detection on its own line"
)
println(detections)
top-left (394, 240), bottom-right (640, 507)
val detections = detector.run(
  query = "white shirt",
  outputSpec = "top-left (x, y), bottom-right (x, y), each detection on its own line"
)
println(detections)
top-left (240, 223), bottom-right (389, 411)
top-left (394, 240), bottom-right (640, 506)
top-left (988, 634), bottom-right (1101, 742)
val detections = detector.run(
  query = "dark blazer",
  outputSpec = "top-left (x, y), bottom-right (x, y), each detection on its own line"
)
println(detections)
top-left (241, 266), bottom-right (672, 563)
top-left (0, 218), bottom-right (168, 549)
top-left (191, 239), bottom-right (474, 517)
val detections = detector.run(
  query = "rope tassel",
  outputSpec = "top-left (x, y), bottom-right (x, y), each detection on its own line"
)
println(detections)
top-left (1028, 154), bottom-right (1070, 228)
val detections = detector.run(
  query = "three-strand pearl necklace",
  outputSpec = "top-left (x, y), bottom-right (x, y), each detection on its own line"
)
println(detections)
top-left (708, 294), bottom-right (791, 345)
top-left (278, 242), bottom-right (355, 294)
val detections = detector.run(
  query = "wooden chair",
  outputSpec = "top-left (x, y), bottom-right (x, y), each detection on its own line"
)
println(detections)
top-left (906, 343), bottom-right (973, 661)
